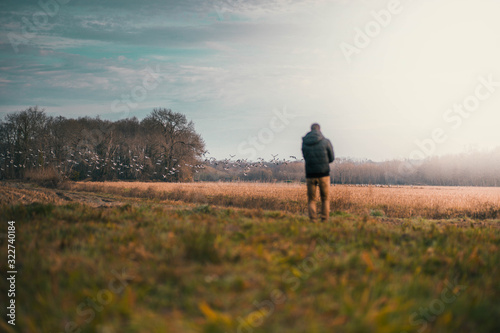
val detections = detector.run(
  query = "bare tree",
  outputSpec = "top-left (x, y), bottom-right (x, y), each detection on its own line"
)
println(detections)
top-left (141, 108), bottom-right (205, 181)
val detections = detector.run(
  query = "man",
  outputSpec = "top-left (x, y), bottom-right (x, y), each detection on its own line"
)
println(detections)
top-left (301, 123), bottom-right (335, 222)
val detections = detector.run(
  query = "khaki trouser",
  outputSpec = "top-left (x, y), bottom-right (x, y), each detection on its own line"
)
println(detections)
top-left (306, 176), bottom-right (330, 222)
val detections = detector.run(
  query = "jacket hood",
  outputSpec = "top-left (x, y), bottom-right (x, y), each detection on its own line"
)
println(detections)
top-left (303, 130), bottom-right (324, 146)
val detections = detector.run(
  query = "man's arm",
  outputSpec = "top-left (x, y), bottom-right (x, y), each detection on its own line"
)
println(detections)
top-left (327, 140), bottom-right (335, 163)
top-left (301, 140), bottom-right (306, 160)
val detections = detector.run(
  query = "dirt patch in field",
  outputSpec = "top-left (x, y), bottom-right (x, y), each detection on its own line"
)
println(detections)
top-left (0, 182), bottom-right (123, 208)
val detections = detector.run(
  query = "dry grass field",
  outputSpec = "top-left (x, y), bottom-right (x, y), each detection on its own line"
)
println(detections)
top-left (1, 181), bottom-right (499, 332)
top-left (69, 182), bottom-right (500, 220)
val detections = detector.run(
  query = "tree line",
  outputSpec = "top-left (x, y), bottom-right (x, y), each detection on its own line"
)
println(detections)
top-left (1, 106), bottom-right (499, 186)
top-left (0, 107), bottom-right (205, 182)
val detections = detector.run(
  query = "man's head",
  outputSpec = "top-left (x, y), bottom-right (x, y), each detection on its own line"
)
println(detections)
top-left (311, 123), bottom-right (320, 131)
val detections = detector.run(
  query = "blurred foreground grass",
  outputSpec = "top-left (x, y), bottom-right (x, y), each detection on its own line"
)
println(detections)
top-left (0, 192), bottom-right (499, 332)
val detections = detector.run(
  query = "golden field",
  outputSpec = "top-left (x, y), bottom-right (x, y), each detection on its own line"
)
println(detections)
top-left (1, 181), bottom-right (500, 332)
top-left (68, 182), bottom-right (500, 220)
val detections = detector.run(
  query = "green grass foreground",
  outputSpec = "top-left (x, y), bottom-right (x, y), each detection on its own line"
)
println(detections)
top-left (1, 200), bottom-right (499, 333)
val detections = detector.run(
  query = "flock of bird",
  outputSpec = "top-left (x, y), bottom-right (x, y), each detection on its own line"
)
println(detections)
top-left (203, 153), bottom-right (304, 176)
top-left (0, 149), bottom-right (417, 188)
top-left (0, 149), bottom-right (304, 179)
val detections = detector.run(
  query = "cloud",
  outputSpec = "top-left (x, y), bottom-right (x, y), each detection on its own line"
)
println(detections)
top-left (1, 0), bottom-right (500, 160)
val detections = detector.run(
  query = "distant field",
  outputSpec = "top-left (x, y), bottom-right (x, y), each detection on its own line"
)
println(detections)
top-left (70, 182), bottom-right (500, 219)
top-left (0, 182), bottom-right (499, 333)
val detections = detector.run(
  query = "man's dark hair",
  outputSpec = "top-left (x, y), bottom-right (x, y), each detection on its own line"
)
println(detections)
top-left (311, 123), bottom-right (320, 131)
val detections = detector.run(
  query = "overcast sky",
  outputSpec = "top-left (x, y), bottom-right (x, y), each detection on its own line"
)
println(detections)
top-left (1, 0), bottom-right (500, 161)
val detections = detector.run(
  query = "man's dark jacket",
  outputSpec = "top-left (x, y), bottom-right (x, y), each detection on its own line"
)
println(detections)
top-left (301, 130), bottom-right (335, 178)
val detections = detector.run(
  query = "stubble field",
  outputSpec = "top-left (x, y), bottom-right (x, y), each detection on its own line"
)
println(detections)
top-left (0, 181), bottom-right (499, 333)
top-left (72, 181), bottom-right (500, 219)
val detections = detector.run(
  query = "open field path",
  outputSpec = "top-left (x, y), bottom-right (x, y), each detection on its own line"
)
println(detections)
top-left (1, 181), bottom-right (499, 229)
top-left (0, 181), bottom-right (125, 208)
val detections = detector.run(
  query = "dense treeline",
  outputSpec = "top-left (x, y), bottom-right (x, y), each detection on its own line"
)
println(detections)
top-left (0, 106), bottom-right (205, 182)
top-left (1, 106), bottom-right (500, 186)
